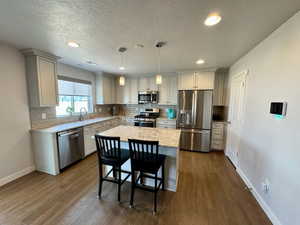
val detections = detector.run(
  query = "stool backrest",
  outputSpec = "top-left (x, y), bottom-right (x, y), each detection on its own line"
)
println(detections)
top-left (128, 139), bottom-right (159, 161)
top-left (95, 135), bottom-right (121, 159)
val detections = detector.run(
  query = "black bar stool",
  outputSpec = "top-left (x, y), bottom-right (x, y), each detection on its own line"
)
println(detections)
top-left (95, 135), bottom-right (131, 202)
top-left (128, 139), bottom-right (166, 213)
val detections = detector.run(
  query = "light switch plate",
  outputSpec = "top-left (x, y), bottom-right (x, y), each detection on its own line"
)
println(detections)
top-left (41, 113), bottom-right (47, 120)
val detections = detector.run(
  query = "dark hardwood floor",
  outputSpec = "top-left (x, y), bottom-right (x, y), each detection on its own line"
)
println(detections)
top-left (0, 151), bottom-right (272, 225)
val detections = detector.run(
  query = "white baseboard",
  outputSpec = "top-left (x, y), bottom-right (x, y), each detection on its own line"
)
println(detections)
top-left (236, 168), bottom-right (282, 225)
top-left (0, 166), bottom-right (35, 187)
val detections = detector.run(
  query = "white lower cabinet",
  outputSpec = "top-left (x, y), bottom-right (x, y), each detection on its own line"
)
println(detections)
top-left (211, 122), bottom-right (226, 151)
top-left (156, 118), bottom-right (177, 129)
top-left (83, 118), bottom-right (121, 156)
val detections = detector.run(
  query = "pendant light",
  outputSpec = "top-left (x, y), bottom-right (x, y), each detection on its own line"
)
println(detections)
top-left (155, 42), bottom-right (165, 85)
top-left (119, 76), bottom-right (125, 86)
top-left (118, 47), bottom-right (127, 86)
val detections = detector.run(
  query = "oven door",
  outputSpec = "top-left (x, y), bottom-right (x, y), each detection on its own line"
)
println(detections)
top-left (140, 121), bottom-right (154, 127)
top-left (135, 120), bottom-right (155, 127)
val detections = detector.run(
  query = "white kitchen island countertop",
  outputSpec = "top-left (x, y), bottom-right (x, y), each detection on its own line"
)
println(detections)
top-left (99, 125), bottom-right (181, 148)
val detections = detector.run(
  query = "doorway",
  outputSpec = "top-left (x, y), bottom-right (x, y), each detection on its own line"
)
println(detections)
top-left (225, 70), bottom-right (248, 168)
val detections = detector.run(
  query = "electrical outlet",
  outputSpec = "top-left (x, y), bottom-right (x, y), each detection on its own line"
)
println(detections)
top-left (41, 113), bottom-right (47, 120)
top-left (98, 108), bottom-right (102, 113)
top-left (262, 179), bottom-right (270, 194)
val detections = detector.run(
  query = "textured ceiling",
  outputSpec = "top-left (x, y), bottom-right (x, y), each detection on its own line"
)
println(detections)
top-left (0, 0), bottom-right (299, 75)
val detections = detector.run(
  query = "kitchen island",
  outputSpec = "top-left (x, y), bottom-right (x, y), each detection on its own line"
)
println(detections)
top-left (99, 125), bottom-right (181, 192)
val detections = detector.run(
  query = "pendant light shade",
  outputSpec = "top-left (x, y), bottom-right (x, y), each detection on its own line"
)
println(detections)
top-left (118, 47), bottom-right (127, 71)
top-left (119, 76), bottom-right (125, 86)
top-left (155, 42), bottom-right (166, 85)
top-left (156, 74), bottom-right (162, 85)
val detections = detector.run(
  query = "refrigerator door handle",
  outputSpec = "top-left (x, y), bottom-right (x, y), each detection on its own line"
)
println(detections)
top-left (192, 91), bottom-right (197, 126)
top-left (191, 92), bottom-right (194, 126)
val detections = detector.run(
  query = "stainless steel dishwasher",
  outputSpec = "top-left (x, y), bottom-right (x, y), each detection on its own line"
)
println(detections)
top-left (57, 127), bottom-right (84, 170)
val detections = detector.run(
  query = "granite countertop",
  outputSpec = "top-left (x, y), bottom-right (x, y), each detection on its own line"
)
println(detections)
top-left (99, 125), bottom-right (181, 148)
top-left (31, 116), bottom-right (119, 133)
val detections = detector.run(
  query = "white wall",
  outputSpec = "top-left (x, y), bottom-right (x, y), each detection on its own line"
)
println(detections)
top-left (229, 12), bottom-right (300, 225)
top-left (0, 44), bottom-right (34, 184)
top-left (57, 63), bottom-right (96, 105)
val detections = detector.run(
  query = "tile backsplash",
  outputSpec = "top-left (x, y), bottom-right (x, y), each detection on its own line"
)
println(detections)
top-left (30, 105), bottom-right (113, 129)
top-left (30, 104), bottom-right (177, 129)
top-left (119, 104), bottom-right (177, 117)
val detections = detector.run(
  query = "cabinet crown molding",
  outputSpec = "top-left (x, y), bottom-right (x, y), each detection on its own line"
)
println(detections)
top-left (20, 48), bottom-right (60, 61)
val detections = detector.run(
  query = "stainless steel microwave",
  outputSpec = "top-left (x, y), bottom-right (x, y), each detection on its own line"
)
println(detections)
top-left (138, 91), bottom-right (159, 104)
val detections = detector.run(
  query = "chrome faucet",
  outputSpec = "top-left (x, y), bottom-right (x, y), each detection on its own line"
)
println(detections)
top-left (79, 107), bottom-right (88, 121)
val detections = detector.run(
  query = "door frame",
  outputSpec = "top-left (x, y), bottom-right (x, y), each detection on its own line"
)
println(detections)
top-left (225, 69), bottom-right (249, 168)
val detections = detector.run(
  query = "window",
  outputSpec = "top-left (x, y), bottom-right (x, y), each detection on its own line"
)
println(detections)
top-left (56, 78), bottom-right (93, 116)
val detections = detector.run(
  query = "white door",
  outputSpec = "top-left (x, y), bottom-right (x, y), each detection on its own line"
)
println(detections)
top-left (226, 71), bottom-right (248, 167)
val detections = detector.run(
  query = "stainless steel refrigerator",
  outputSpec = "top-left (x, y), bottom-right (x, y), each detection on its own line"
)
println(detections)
top-left (177, 90), bottom-right (213, 152)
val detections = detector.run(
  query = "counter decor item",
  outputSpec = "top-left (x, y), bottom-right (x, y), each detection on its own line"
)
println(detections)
top-left (166, 108), bottom-right (175, 119)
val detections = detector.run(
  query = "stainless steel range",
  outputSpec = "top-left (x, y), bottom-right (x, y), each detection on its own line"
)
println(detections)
top-left (134, 108), bottom-right (160, 127)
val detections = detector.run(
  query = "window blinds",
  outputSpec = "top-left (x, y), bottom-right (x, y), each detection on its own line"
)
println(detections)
top-left (58, 79), bottom-right (91, 96)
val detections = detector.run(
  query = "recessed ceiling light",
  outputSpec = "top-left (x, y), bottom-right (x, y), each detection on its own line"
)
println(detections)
top-left (67, 41), bottom-right (80, 48)
top-left (196, 59), bottom-right (205, 65)
top-left (204, 13), bottom-right (222, 26)
top-left (119, 66), bottom-right (125, 70)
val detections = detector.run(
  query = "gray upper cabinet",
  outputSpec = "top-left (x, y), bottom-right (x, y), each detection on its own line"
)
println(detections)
top-left (158, 75), bottom-right (178, 105)
top-left (128, 77), bottom-right (138, 104)
top-left (96, 73), bottom-right (116, 104)
top-left (116, 77), bottom-right (139, 104)
top-left (177, 72), bottom-right (195, 90)
top-left (213, 69), bottom-right (229, 106)
top-left (115, 78), bottom-right (124, 104)
top-left (178, 71), bottom-right (215, 90)
top-left (138, 76), bottom-right (158, 91)
top-left (21, 49), bottom-right (59, 107)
